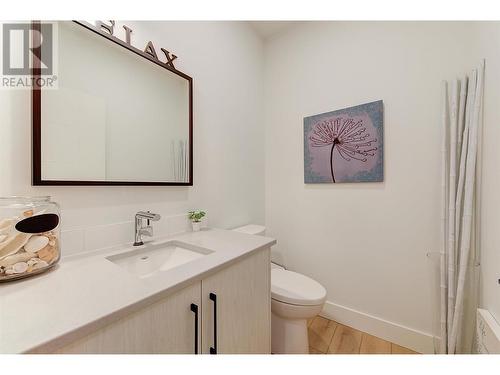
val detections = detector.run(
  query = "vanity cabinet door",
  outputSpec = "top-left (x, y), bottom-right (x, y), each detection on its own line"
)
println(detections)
top-left (201, 248), bottom-right (271, 354)
top-left (54, 282), bottom-right (202, 354)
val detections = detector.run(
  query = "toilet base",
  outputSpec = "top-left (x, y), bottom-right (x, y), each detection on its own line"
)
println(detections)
top-left (271, 312), bottom-right (309, 354)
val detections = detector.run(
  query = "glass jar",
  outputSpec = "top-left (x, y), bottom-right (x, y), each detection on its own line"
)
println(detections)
top-left (0, 196), bottom-right (61, 282)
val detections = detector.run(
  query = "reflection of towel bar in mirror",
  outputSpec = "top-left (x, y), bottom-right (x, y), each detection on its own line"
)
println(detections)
top-left (32, 21), bottom-right (193, 186)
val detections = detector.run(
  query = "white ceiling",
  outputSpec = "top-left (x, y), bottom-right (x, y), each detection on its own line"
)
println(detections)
top-left (248, 21), bottom-right (297, 39)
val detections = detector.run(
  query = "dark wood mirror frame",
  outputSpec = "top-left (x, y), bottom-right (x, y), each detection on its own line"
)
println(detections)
top-left (32, 21), bottom-right (193, 186)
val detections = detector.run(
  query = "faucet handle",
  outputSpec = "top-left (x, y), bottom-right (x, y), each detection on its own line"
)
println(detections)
top-left (136, 211), bottom-right (161, 221)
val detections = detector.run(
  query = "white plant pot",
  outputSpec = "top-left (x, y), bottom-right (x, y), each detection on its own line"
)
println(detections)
top-left (192, 222), bottom-right (201, 232)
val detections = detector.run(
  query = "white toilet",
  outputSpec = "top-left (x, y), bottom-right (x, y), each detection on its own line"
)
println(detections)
top-left (233, 225), bottom-right (327, 354)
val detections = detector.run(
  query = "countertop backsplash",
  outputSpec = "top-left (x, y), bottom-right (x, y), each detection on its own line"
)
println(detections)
top-left (60, 213), bottom-right (208, 258)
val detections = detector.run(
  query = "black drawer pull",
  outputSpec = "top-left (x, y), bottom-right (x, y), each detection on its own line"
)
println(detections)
top-left (209, 292), bottom-right (217, 354)
top-left (190, 303), bottom-right (199, 354)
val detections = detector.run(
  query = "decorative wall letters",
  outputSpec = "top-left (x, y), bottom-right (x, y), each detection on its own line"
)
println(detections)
top-left (95, 20), bottom-right (178, 69)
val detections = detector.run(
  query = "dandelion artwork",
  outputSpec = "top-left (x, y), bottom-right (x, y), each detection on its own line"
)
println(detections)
top-left (304, 100), bottom-right (384, 183)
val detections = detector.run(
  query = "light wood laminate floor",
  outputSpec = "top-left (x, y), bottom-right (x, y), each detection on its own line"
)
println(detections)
top-left (307, 316), bottom-right (419, 354)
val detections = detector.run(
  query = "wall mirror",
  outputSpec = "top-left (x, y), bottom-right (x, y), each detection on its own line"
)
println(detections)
top-left (32, 21), bottom-right (193, 186)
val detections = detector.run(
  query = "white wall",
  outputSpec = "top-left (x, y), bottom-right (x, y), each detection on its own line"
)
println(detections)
top-left (475, 23), bottom-right (500, 325)
top-left (0, 21), bottom-right (265, 255)
top-left (263, 21), bottom-right (481, 352)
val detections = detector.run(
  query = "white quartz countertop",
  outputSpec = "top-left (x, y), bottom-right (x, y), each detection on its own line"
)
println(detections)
top-left (0, 228), bottom-right (276, 353)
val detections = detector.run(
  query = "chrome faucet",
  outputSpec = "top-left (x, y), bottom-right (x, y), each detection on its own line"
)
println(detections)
top-left (133, 211), bottom-right (161, 246)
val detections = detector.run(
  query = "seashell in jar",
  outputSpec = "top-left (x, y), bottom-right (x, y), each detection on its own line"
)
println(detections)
top-left (23, 210), bottom-right (33, 218)
top-left (0, 251), bottom-right (37, 268)
top-left (27, 258), bottom-right (39, 267)
top-left (37, 245), bottom-right (58, 264)
top-left (32, 259), bottom-right (48, 270)
top-left (0, 232), bottom-right (32, 260)
top-left (24, 235), bottom-right (49, 253)
top-left (12, 262), bottom-right (28, 274)
top-left (0, 218), bottom-right (15, 235)
top-left (42, 231), bottom-right (56, 241)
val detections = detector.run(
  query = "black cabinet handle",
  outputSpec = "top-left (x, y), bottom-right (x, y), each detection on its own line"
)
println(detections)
top-left (190, 303), bottom-right (199, 354)
top-left (209, 292), bottom-right (217, 354)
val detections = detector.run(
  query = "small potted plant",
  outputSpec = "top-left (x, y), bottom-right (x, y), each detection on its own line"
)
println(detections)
top-left (188, 210), bottom-right (206, 232)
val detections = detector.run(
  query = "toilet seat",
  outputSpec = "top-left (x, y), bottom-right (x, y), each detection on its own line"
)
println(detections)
top-left (271, 268), bottom-right (326, 306)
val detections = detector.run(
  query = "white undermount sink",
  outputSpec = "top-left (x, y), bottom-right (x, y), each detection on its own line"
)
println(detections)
top-left (106, 241), bottom-right (213, 279)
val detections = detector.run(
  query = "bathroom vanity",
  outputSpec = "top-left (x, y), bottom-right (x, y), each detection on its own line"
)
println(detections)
top-left (0, 229), bottom-right (275, 354)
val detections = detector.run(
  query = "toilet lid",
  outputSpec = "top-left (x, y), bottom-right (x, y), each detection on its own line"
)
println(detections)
top-left (271, 269), bottom-right (326, 306)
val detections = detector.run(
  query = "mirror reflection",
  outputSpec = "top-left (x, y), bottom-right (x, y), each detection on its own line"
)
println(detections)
top-left (38, 21), bottom-right (192, 184)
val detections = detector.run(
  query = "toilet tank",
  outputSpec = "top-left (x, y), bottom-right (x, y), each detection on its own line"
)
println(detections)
top-left (233, 224), bottom-right (284, 269)
top-left (232, 224), bottom-right (266, 236)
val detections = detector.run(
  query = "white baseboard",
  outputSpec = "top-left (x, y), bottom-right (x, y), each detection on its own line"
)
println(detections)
top-left (320, 300), bottom-right (437, 354)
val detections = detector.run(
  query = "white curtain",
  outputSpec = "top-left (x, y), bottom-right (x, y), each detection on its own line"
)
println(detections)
top-left (440, 61), bottom-right (484, 354)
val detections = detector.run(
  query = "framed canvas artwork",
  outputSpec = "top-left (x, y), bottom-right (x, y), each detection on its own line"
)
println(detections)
top-left (304, 100), bottom-right (384, 183)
